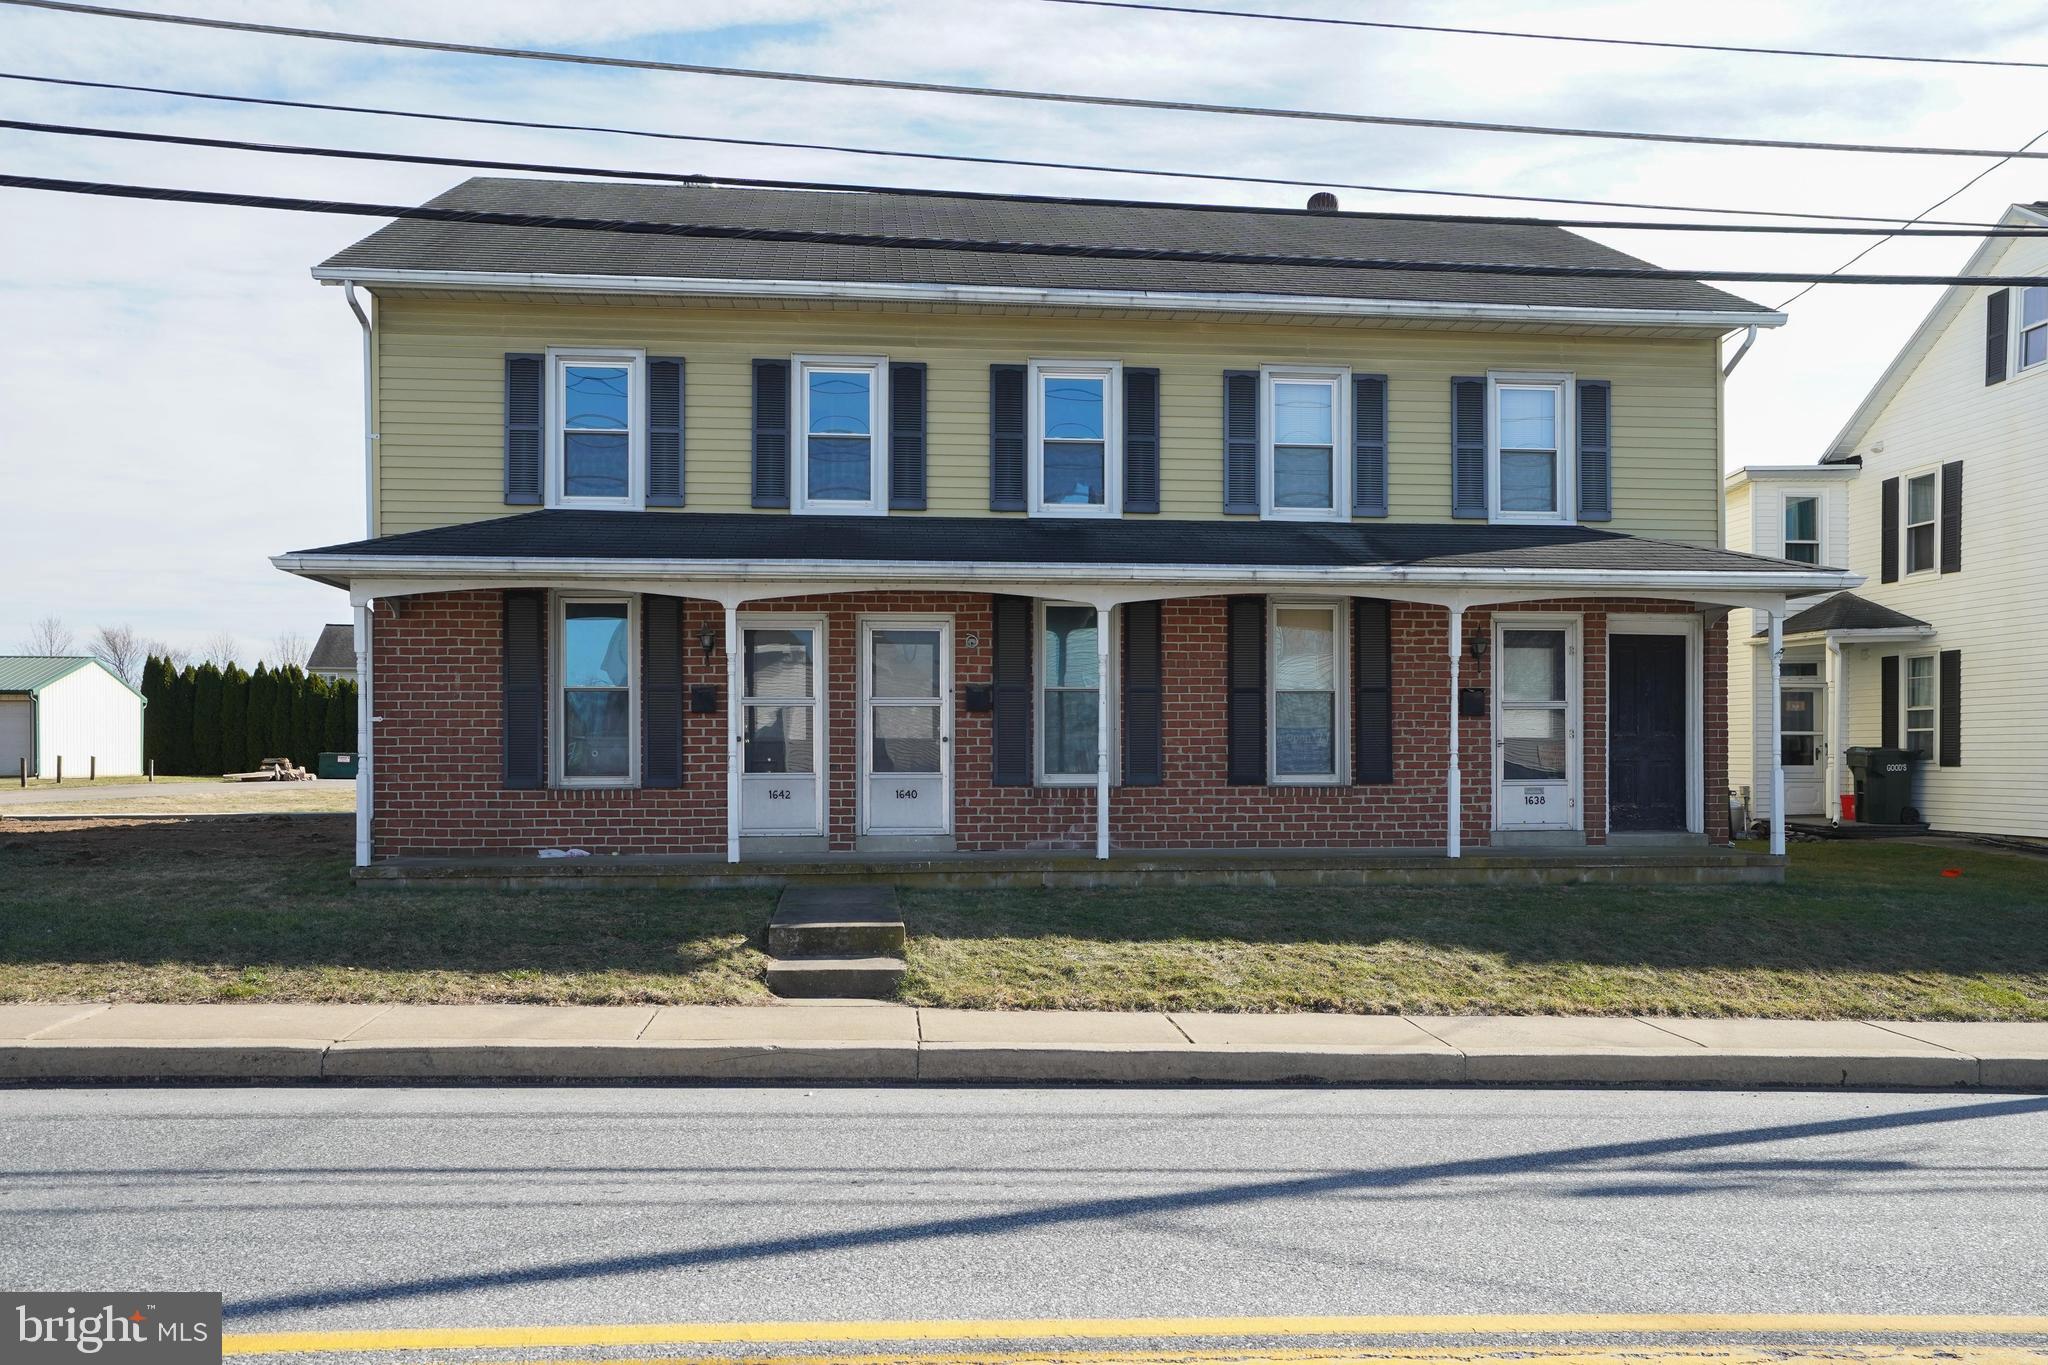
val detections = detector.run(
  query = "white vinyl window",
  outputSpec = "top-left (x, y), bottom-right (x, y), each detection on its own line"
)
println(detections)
top-left (2020, 286), bottom-right (2048, 372)
top-left (1036, 602), bottom-right (1113, 783)
top-left (1029, 360), bottom-right (1121, 517)
top-left (1269, 601), bottom-right (1345, 784)
top-left (1783, 494), bottom-right (1821, 564)
top-left (1489, 374), bottom-right (1573, 523)
top-left (549, 350), bottom-right (644, 509)
top-left (1260, 366), bottom-right (1349, 520)
top-left (794, 355), bottom-right (888, 515)
top-left (555, 596), bottom-right (636, 787)
top-left (1904, 654), bottom-right (1936, 761)
top-left (1904, 470), bottom-right (1938, 575)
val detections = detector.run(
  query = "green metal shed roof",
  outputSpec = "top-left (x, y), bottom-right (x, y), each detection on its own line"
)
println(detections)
top-left (0, 656), bottom-right (144, 701)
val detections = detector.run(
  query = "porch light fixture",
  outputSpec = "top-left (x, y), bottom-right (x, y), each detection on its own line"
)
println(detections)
top-left (1467, 634), bottom-right (1489, 663)
top-left (697, 623), bottom-right (718, 663)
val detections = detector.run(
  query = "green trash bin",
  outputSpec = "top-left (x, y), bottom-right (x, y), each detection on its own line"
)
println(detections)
top-left (316, 752), bottom-right (358, 780)
top-left (1845, 746), bottom-right (1913, 823)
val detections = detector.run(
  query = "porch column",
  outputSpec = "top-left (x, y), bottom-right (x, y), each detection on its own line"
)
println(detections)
top-left (1093, 605), bottom-right (1113, 859)
top-left (352, 601), bottom-right (372, 869)
top-left (1446, 603), bottom-right (1465, 859)
top-left (724, 602), bottom-right (741, 865)
top-left (1767, 609), bottom-right (1786, 857)
top-left (1824, 634), bottom-right (1843, 825)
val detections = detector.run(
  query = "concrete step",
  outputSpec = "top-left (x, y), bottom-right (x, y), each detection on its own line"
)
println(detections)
top-left (770, 884), bottom-right (906, 959)
top-left (765, 956), bottom-right (907, 1000)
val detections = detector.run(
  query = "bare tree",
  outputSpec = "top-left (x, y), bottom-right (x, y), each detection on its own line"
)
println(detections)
top-left (90, 624), bottom-right (145, 687)
top-left (144, 639), bottom-right (191, 671)
top-left (269, 630), bottom-right (311, 670)
top-left (20, 615), bottom-right (73, 656)
top-left (203, 631), bottom-right (240, 669)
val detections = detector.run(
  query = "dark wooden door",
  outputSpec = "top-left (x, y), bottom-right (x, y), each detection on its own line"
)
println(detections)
top-left (1609, 634), bottom-right (1687, 832)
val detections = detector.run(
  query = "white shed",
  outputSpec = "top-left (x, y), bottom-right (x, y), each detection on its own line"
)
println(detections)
top-left (0, 657), bottom-right (146, 780)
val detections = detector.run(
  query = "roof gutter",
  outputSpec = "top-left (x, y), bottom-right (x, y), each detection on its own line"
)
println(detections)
top-left (313, 268), bottom-right (1785, 331)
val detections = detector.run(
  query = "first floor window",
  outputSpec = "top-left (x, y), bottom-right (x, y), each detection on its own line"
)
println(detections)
top-left (2023, 286), bottom-right (2048, 371)
top-left (1783, 495), bottom-right (1820, 563)
top-left (1905, 655), bottom-right (1936, 760)
top-left (1031, 361), bottom-right (1119, 514)
top-left (552, 351), bottom-right (642, 506)
top-left (1492, 377), bottom-right (1569, 520)
top-left (1271, 603), bottom-right (1342, 782)
top-left (559, 598), bottom-right (634, 784)
top-left (1262, 368), bottom-right (1346, 518)
top-left (1039, 603), bottom-right (1103, 781)
top-left (796, 356), bottom-right (885, 513)
top-left (1904, 471), bottom-right (1937, 574)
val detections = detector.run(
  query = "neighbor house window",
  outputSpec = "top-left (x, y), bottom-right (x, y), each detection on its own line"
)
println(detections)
top-left (1490, 375), bottom-right (1571, 522)
top-left (556, 597), bottom-right (636, 786)
top-left (1037, 602), bottom-right (1108, 782)
top-left (2021, 286), bottom-right (2048, 371)
top-left (551, 351), bottom-right (643, 508)
top-left (1905, 655), bottom-right (1936, 761)
top-left (1904, 471), bottom-right (1938, 574)
top-left (1783, 495), bottom-right (1820, 564)
top-left (1030, 360), bottom-right (1120, 516)
top-left (1261, 367), bottom-right (1348, 519)
top-left (1270, 602), bottom-right (1344, 783)
top-left (794, 356), bottom-right (887, 514)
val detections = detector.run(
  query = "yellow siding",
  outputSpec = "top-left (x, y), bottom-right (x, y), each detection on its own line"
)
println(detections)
top-left (373, 294), bottom-right (1724, 542)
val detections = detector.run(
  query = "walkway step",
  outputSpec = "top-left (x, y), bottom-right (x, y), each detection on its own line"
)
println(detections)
top-left (769, 885), bottom-right (906, 960)
top-left (765, 956), bottom-right (907, 1000)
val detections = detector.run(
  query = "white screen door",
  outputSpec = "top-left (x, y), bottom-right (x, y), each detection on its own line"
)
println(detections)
top-left (1496, 622), bottom-right (1580, 830)
top-left (861, 620), bottom-right (952, 835)
top-left (1780, 680), bottom-right (1826, 817)
top-left (739, 620), bottom-right (824, 836)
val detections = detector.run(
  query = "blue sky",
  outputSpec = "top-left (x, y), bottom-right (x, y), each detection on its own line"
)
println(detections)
top-left (4, 0), bottom-right (2048, 661)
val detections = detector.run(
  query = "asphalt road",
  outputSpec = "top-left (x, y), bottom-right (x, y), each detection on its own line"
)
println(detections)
top-left (1, 1087), bottom-right (2044, 1351)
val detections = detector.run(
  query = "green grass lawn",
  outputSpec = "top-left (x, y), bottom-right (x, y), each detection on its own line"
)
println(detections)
top-left (1, 818), bottom-right (2043, 1016)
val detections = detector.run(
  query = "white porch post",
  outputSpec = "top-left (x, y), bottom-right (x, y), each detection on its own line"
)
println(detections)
top-left (352, 601), bottom-right (373, 869)
top-left (1767, 608), bottom-right (1786, 856)
top-left (1824, 634), bottom-right (1843, 826)
top-left (1095, 603), bottom-right (1112, 861)
top-left (1446, 602), bottom-right (1465, 860)
top-left (724, 602), bottom-right (741, 865)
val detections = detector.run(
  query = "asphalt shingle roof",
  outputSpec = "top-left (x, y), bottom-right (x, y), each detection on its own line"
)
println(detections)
top-left (1759, 592), bottom-right (1932, 637)
top-left (292, 510), bottom-right (1831, 577)
top-left (319, 178), bottom-right (1769, 317)
top-left (307, 624), bottom-right (355, 672)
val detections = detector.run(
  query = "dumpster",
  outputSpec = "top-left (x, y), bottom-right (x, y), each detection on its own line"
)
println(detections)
top-left (1845, 746), bottom-right (1914, 824)
top-left (316, 751), bottom-right (358, 780)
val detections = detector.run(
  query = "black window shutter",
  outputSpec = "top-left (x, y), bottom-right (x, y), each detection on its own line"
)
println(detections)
top-left (991, 595), bottom-right (1032, 784)
top-left (1121, 600), bottom-right (1163, 786)
top-left (1124, 367), bottom-right (1161, 513)
top-left (989, 364), bottom-right (1027, 511)
top-left (1450, 376), bottom-right (1488, 519)
top-left (1939, 649), bottom-right (1962, 768)
top-left (888, 361), bottom-right (928, 510)
top-left (646, 356), bottom-right (685, 507)
top-left (504, 353), bottom-right (543, 506)
top-left (751, 359), bottom-right (790, 508)
top-left (1352, 373), bottom-right (1388, 517)
top-left (642, 594), bottom-right (684, 788)
top-left (1576, 378), bottom-right (1612, 522)
top-left (1940, 460), bottom-right (1963, 574)
top-left (1880, 654), bottom-right (1900, 749)
top-left (1880, 476), bottom-right (1900, 584)
top-left (1352, 598), bottom-right (1393, 783)
top-left (1222, 370), bottom-right (1259, 514)
top-left (1986, 289), bottom-right (2010, 385)
top-left (503, 589), bottom-right (545, 790)
top-left (1225, 595), bottom-right (1266, 784)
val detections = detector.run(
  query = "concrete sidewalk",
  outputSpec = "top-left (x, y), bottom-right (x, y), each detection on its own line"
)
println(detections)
top-left (3, 1003), bottom-right (2044, 1088)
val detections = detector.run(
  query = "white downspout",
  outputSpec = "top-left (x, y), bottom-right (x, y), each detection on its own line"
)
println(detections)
top-left (1095, 603), bottom-right (1112, 861)
top-left (352, 602), bottom-right (372, 868)
top-left (1446, 602), bottom-right (1465, 859)
top-left (1767, 609), bottom-right (1787, 857)
top-left (1721, 325), bottom-right (1759, 379)
top-left (1824, 633), bottom-right (1843, 826)
top-left (343, 281), bottom-right (375, 539)
top-left (725, 602), bottom-right (741, 864)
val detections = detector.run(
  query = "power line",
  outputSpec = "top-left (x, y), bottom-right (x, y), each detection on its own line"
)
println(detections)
top-left (10, 0), bottom-right (2048, 163)
top-left (3, 172), bottom-right (2044, 286)
top-left (0, 72), bottom-right (2015, 233)
top-left (1034, 0), bottom-right (2048, 71)
top-left (13, 115), bottom-right (2048, 243)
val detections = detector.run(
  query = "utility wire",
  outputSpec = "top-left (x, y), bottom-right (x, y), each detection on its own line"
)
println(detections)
top-left (0, 72), bottom-right (2020, 233)
top-left (15, 117), bottom-right (2048, 241)
top-left (3, 172), bottom-right (2044, 286)
top-left (10, 0), bottom-right (2048, 162)
top-left (1034, 0), bottom-right (2048, 71)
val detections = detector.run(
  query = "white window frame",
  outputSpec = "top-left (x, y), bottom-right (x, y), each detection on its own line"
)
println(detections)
top-left (1267, 598), bottom-right (1348, 786)
top-left (2016, 285), bottom-right (2048, 374)
top-left (1903, 652), bottom-right (1937, 762)
top-left (1901, 466), bottom-right (1940, 576)
top-left (792, 354), bottom-right (889, 517)
top-left (1487, 372), bottom-right (1575, 525)
top-left (552, 592), bottom-right (638, 789)
top-left (1028, 358), bottom-right (1122, 519)
top-left (1033, 600), bottom-right (1118, 786)
top-left (547, 348), bottom-right (645, 511)
top-left (1781, 491), bottom-right (1823, 565)
top-left (1259, 364), bottom-right (1350, 522)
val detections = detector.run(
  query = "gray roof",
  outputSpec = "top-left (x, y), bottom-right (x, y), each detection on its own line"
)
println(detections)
top-left (318, 178), bottom-right (1768, 317)
top-left (307, 624), bottom-right (355, 672)
top-left (291, 510), bottom-right (1833, 578)
top-left (1759, 592), bottom-right (1932, 637)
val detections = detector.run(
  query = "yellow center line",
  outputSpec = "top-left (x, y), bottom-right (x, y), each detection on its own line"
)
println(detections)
top-left (219, 1314), bottom-right (2048, 1357)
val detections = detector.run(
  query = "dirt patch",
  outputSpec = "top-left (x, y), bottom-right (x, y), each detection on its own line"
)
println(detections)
top-left (0, 814), bottom-right (351, 863)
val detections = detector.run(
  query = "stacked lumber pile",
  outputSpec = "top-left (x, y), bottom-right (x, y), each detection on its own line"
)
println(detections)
top-left (221, 758), bottom-right (314, 783)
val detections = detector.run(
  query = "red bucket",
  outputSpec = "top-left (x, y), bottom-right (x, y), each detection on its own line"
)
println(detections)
top-left (1840, 792), bottom-right (1857, 822)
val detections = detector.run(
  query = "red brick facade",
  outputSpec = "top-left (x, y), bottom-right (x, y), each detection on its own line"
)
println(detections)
top-left (369, 588), bottom-right (1729, 857)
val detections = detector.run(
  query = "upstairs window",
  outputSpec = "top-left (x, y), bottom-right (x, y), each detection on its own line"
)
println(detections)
top-left (1261, 367), bottom-right (1348, 520)
top-left (795, 356), bottom-right (887, 515)
top-left (1490, 376), bottom-right (1572, 523)
top-left (550, 351), bottom-right (643, 508)
top-left (2021, 286), bottom-right (2048, 372)
top-left (1904, 471), bottom-right (1938, 574)
top-left (1030, 360), bottom-right (1121, 517)
top-left (1904, 654), bottom-right (1936, 760)
top-left (1783, 495), bottom-right (1820, 564)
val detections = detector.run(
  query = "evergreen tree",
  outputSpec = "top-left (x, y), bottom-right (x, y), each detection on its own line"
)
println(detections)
top-left (270, 665), bottom-right (296, 761)
top-left (245, 664), bottom-right (271, 767)
top-left (324, 678), bottom-right (356, 753)
top-left (191, 662), bottom-right (223, 776)
top-left (164, 665), bottom-right (195, 775)
top-left (219, 664), bottom-right (248, 774)
top-left (139, 656), bottom-right (165, 771)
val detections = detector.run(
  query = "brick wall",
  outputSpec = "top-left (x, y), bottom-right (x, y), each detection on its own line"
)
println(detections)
top-left (369, 588), bottom-right (1731, 857)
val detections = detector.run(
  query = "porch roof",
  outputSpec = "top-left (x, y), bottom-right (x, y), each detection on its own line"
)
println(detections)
top-left (1755, 591), bottom-right (1932, 638)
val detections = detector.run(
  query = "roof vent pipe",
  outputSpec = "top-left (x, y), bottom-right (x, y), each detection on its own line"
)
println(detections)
top-left (1306, 192), bottom-right (1339, 212)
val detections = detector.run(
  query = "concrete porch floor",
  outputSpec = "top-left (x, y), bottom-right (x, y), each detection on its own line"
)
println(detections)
top-left (353, 843), bottom-right (1782, 890)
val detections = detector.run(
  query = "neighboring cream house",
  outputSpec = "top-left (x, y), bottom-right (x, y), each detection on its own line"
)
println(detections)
top-left (1728, 202), bottom-right (2048, 839)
